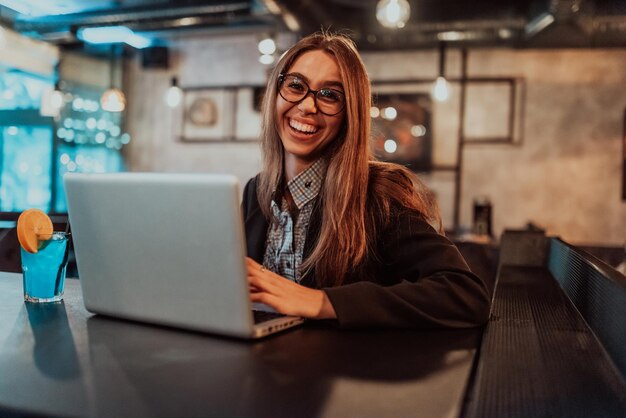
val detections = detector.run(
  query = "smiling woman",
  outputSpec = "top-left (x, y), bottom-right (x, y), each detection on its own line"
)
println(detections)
top-left (243, 31), bottom-right (491, 329)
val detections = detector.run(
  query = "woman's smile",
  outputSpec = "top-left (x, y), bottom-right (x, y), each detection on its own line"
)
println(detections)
top-left (289, 118), bottom-right (319, 135)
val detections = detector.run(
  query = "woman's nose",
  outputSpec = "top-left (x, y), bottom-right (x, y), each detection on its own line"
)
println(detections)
top-left (297, 93), bottom-right (318, 114)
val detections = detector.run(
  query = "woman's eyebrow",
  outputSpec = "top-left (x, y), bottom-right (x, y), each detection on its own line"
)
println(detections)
top-left (289, 72), bottom-right (344, 90)
top-left (324, 80), bottom-right (344, 90)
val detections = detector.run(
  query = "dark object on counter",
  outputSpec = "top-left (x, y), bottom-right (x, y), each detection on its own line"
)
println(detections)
top-left (472, 197), bottom-right (492, 236)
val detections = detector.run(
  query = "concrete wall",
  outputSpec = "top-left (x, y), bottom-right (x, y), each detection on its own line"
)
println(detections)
top-left (124, 32), bottom-right (626, 246)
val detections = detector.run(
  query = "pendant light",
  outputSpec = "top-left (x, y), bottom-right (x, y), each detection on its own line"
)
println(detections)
top-left (101, 45), bottom-right (126, 112)
top-left (376, 0), bottom-right (411, 29)
top-left (164, 77), bottom-right (182, 108)
top-left (432, 42), bottom-right (450, 102)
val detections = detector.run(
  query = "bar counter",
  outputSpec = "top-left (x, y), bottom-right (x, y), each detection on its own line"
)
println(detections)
top-left (0, 273), bottom-right (480, 418)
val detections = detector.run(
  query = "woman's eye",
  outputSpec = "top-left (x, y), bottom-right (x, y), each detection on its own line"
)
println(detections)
top-left (287, 82), bottom-right (305, 91)
top-left (318, 89), bottom-right (342, 102)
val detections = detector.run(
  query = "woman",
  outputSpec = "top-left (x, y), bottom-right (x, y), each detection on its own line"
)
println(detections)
top-left (243, 31), bottom-right (491, 328)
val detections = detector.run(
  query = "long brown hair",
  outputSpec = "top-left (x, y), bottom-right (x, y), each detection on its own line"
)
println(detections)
top-left (258, 31), bottom-right (442, 287)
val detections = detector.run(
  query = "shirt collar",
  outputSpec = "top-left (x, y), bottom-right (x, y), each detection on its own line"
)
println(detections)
top-left (286, 158), bottom-right (326, 210)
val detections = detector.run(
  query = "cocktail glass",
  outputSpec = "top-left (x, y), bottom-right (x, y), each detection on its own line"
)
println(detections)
top-left (21, 232), bottom-right (70, 303)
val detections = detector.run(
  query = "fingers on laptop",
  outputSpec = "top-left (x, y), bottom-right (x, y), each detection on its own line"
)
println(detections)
top-left (246, 257), bottom-right (327, 318)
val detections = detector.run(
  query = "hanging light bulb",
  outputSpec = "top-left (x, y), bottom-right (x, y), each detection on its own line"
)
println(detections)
top-left (164, 77), bottom-right (182, 108)
top-left (101, 45), bottom-right (126, 112)
top-left (101, 88), bottom-right (126, 112)
top-left (376, 0), bottom-right (411, 29)
top-left (432, 77), bottom-right (450, 102)
top-left (432, 42), bottom-right (450, 102)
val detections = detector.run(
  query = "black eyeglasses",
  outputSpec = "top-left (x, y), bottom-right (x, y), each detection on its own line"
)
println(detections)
top-left (278, 73), bottom-right (346, 116)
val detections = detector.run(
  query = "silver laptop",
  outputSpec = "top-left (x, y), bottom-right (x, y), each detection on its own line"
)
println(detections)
top-left (64, 172), bottom-right (303, 339)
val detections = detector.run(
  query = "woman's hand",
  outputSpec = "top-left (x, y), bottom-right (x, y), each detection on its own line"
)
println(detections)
top-left (246, 257), bottom-right (337, 319)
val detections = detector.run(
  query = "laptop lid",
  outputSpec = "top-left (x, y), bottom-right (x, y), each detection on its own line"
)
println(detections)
top-left (64, 172), bottom-right (299, 338)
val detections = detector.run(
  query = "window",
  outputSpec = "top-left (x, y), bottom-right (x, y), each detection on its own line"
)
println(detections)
top-left (0, 70), bottom-right (128, 213)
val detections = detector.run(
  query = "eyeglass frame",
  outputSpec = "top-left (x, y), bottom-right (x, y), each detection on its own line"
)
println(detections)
top-left (277, 73), bottom-right (346, 116)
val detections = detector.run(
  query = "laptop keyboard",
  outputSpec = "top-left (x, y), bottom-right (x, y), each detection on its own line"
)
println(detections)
top-left (253, 310), bottom-right (286, 324)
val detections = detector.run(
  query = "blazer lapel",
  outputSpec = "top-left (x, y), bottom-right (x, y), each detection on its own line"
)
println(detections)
top-left (245, 206), bottom-right (268, 264)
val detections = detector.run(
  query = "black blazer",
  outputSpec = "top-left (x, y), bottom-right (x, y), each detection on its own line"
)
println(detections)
top-left (242, 175), bottom-right (491, 329)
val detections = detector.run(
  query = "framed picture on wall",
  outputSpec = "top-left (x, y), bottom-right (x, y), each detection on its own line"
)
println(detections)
top-left (180, 88), bottom-right (235, 141)
top-left (371, 92), bottom-right (433, 172)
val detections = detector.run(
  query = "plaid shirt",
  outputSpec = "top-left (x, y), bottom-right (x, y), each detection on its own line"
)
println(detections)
top-left (262, 159), bottom-right (326, 282)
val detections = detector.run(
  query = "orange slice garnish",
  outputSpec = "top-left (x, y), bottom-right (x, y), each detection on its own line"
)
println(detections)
top-left (17, 209), bottom-right (53, 254)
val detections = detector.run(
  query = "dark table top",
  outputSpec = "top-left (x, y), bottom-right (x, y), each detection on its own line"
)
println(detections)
top-left (0, 272), bottom-right (481, 418)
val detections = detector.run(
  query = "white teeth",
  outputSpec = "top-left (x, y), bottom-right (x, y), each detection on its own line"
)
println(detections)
top-left (289, 119), bottom-right (318, 134)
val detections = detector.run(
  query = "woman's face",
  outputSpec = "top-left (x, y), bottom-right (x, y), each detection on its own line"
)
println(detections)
top-left (276, 50), bottom-right (346, 174)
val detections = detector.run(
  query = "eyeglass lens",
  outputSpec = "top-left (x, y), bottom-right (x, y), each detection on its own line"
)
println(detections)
top-left (279, 75), bottom-right (345, 116)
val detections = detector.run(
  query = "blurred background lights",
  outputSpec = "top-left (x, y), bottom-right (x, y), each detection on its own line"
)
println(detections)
top-left (95, 132), bottom-right (106, 144)
top-left (384, 139), bottom-right (398, 153)
top-left (83, 99), bottom-right (99, 112)
top-left (376, 0), bottom-right (411, 29)
top-left (100, 88), bottom-right (126, 112)
top-left (258, 37), bottom-right (276, 55)
top-left (72, 97), bottom-right (84, 111)
top-left (499, 28), bottom-right (514, 39)
top-left (105, 138), bottom-right (116, 148)
top-left (77, 26), bottom-right (151, 49)
top-left (411, 124), bottom-right (427, 137)
top-left (370, 106), bottom-right (380, 118)
top-left (438, 31), bottom-right (465, 42)
top-left (259, 54), bottom-right (275, 65)
top-left (73, 120), bottom-right (85, 130)
top-left (40, 87), bottom-right (64, 117)
top-left (86, 117), bottom-right (97, 130)
top-left (382, 106), bottom-right (397, 120)
top-left (50, 90), bottom-right (63, 108)
top-left (7, 126), bottom-right (18, 135)
top-left (60, 153), bottom-right (70, 165)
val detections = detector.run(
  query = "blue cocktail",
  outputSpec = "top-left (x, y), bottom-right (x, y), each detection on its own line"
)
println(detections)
top-left (21, 232), bottom-right (70, 303)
